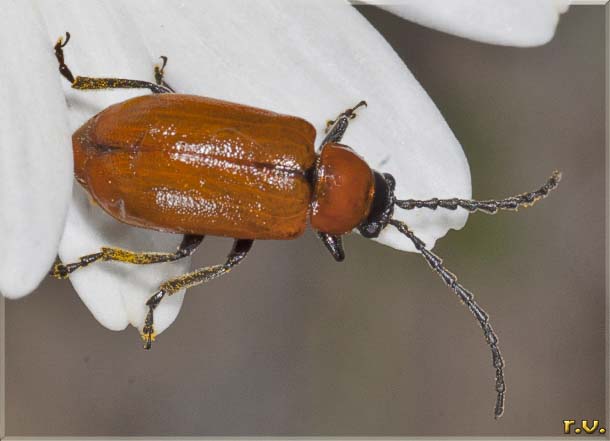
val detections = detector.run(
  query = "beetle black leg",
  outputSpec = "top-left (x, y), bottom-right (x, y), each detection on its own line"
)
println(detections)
top-left (53, 32), bottom-right (172, 94)
top-left (153, 55), bottom-right (176, 92)
top-left (70, 76), bottom-right (173, 94)
top-left (319, 100), bottom-right (367, 148)
top-left (54, 32), bottom-right (75, 83)
top-left (395, 171), bottom-right (561, 214)
top-left (317, 232), bottom-right (345, 262)
top-left (50, 235), bottom-right (204, 279)
top-left (141, 239), bottom-right (254, 349)
top-left (389, 219), bottom-right (505, 419)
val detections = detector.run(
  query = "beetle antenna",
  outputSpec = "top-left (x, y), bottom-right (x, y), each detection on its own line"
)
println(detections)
top-left (389, 219), bottom-right (505, 419)
top-left (395, 171), bottom-right (561, 214)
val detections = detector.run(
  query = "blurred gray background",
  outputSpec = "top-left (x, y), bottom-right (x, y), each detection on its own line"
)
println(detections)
top-left (4, 5), bottom-right (606, 436)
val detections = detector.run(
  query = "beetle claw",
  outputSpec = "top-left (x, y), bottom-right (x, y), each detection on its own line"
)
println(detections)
top-left (56, 31), bottom-right (71, 49)
top-left (344, 100), bottom-right (368, 119)
top-left (159, 55), bottom-right (168, 69)
top-left (141, 327), bottom-right (156, 350)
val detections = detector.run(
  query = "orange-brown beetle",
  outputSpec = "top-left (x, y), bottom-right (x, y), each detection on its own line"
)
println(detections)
top-left (51, 33), bottom-right (561, 418)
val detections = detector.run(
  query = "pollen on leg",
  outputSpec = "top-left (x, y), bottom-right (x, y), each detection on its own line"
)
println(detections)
top-left (141, 331), bottom-right (156, 342)
top-left (101, 247), bottom-right (168, 264)
top-left (50, 262), bottom-right (70, 279)
top-left (141, 329), bottom-right (157, 349)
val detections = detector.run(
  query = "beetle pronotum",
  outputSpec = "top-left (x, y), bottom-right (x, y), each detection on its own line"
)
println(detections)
top-left (51, 32), bottom-right (561, 418)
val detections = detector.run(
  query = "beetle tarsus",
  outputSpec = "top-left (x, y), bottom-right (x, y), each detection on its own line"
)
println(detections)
top-left (324, 100), bottom-right (368, 133)
top-left (142, 306), bottom-right (157, 350)
top-left (154, 56), bottom-right (168, 85)
top-left (56, 31), bottom-right (71, 48)
top-left (54, 32), bottom-right (76, 84)
top-left (321, 100), bottom-right (368, 145)
top-left (142, 293), bottom-right (164, 350)
top-left (50, 252), bottom-right (105, 279)
top-left (141, 290), bottom-right (165, 350)
top-left (344, 100), bottom-right (368, 119)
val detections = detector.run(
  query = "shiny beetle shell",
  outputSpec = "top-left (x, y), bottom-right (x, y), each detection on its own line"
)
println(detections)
top-left (73, 94), bottom-right (319, 239)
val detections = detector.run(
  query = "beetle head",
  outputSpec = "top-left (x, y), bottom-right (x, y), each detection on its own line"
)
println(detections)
top-left (357, 171), bottom-right (396, 238)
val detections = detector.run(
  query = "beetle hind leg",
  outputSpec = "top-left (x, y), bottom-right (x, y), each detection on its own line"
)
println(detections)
top-left (53, 32), bottom-right (172, 94)
top-left (54, 32), bottom-right (75, 83)
top-left (50, 235), bottom-right (204, 279)
top-left (141, 239), bottom-right (254, 349)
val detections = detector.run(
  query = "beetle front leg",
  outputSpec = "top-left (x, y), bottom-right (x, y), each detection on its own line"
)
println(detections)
top-left (320, 100), bottom-right (367, 148)
top-left (142, 239), bottom-right (254, 349)
top-left (153, 56), bottom-right (176, 92)
top-left (317, 232), bottom-right (345, 262)
top-left (54, 32), bottom-right (173, 94)
top-left (50, 235), bottom-right (204, 279)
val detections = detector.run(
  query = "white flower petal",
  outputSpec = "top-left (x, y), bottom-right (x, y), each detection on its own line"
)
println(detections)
top-left (59, 186), bottom-right (189, 333)
top-left (0, 1), bottom-right (72, 298)
top-left (125, 0), bottom-right (470, 252)
top-left (19, 0), bottom-right (471, 333)
top-left (35, 0), bottom-right (191, 334)
top-left (366, 0), bottom-right (568, 47)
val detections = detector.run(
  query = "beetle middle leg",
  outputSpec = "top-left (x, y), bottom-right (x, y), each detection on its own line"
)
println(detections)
top-left (50, 235), bottom-right (204, 279)
top-left (141, 239), bottom-right (254, 349)
top-left (54, 32), bottom-right (172, 94)
top-left (320, 100), bottom-right (367, 148)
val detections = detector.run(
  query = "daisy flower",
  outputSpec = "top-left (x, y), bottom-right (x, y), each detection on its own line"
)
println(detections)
top-left (0, 0), bottom-right (567, 339)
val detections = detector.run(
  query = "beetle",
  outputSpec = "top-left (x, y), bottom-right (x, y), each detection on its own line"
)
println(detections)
top-left (51, 32), bottom-right (561, 419)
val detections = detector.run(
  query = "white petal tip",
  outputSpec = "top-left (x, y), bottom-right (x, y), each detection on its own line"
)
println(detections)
top-left (0, 278), bottom-right (44, 300)
top-left (555, 0), bottom-right (570, 14)
top-left (373, 0), bottom-right (566, 47)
